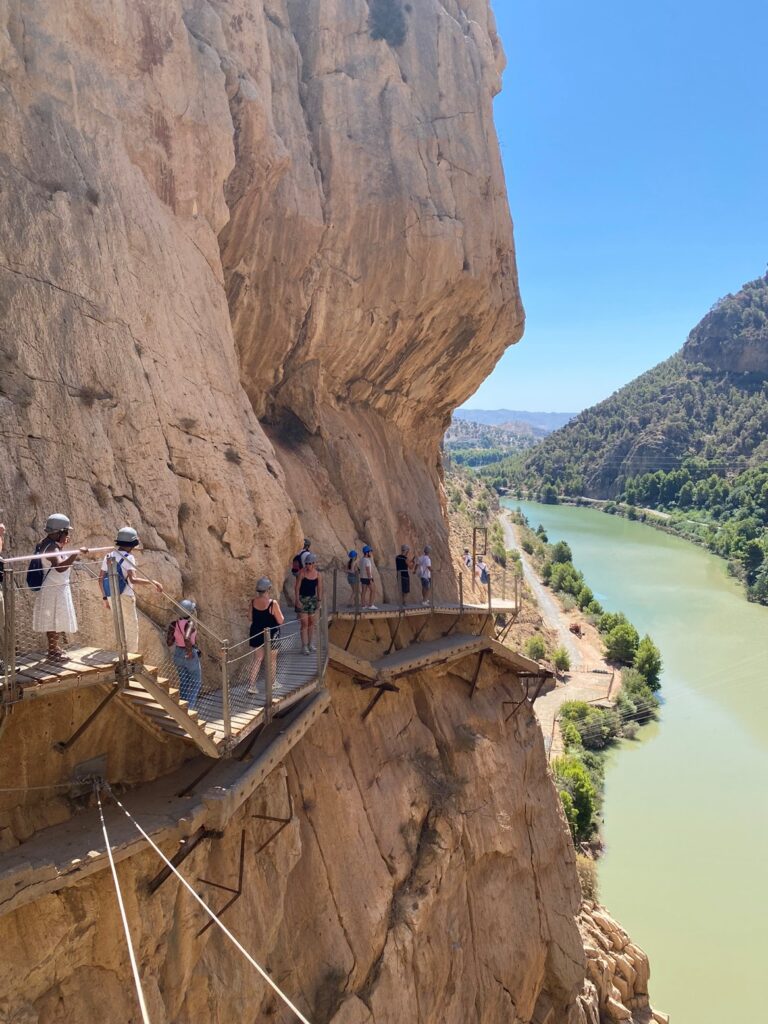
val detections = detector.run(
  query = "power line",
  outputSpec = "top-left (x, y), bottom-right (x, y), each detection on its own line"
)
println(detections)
top-left (96, 786), bottom-right (152, 1024)
top-left (107, 788), bottom-right (314, 1024)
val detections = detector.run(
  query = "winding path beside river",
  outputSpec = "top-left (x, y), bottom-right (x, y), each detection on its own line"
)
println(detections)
top-left (506, 498), bottom-right (768, 1024)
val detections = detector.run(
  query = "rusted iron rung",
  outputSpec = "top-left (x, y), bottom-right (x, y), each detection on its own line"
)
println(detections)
top-left (53, 684), bottom-right (122, 752)
top-left (148, 826), bottom-right (222, 895)
top-left (252, 774), bottom-right (294, 855)
top-left (196, 829), bottom-right (247, 937)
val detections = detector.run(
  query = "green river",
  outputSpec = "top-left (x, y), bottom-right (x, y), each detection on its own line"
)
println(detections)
top-left (504, 500), bottom-right (768, 1023)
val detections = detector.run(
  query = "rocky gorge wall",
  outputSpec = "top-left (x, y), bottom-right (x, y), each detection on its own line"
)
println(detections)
top-left (0, 0), bottom-right (521, 597)
top-left (0, 2), bottom-right (661, 1022)
top-left (0, 648), bottom-right (655, 1024)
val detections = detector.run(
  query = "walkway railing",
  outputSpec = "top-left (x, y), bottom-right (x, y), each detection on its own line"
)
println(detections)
top-left (1, 549), bottom-right (329, 755)
top-left (328, 565), bottom-right (521, 617)
top-left (2, 550), bottom-right (130, 705)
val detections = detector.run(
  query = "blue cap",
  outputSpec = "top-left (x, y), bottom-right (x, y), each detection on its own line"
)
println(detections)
top-left (348, 550), bottom-right (358, 558)
top-left (363, 545), bottom-right (372, 554)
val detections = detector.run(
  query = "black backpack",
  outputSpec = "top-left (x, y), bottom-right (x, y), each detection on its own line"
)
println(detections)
top-left (26, 541), bottom-right (50, 591)
top-left (291, 551), bottom-right (304, 576)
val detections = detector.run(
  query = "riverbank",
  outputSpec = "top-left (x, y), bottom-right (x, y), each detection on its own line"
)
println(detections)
top-left (509, 498), bottom-right (768, 1024)
top-left (501, 513), bottom-right (618, 759)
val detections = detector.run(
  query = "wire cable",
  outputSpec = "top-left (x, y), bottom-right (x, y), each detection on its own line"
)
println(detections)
top-left (96, 786), bottom-right (152, 1024)
top-left (107, 788), bottom-right (313, 1024)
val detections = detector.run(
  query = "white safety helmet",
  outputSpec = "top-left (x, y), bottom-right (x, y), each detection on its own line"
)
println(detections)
top-left (116, 526), bottom-right (139, 546)
top-left (305, 553), bottom-right (318, 565)
top-left (179, 599), bottom-right (197, 616)
top-left (256, 577), bottom-right (272, 592)
top-left (424, 545), bottom-right (432, 554)
top-left (45, 513), bottom-right (71, 534)
top-left (401, 544), bottom-right (410, 553)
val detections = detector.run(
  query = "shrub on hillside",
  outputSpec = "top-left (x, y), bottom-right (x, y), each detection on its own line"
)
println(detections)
top-left (598, 610), bottom-right (630, 634)
top-left (550, 540), bottom-right (573, 564)
top-left (552, 754), bottom-right (597, 841)
top-left (552, 646), bottom-right (571, 672)
top-left (525, 635), bottom-right (547, 661)
top-left (633, 635), bottom-right (663, 690)
top-left (604, 622), bottom-right (640, 664)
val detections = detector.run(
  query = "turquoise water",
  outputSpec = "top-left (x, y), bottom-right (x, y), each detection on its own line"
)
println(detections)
top-left (504, 500), bottom-right (768, 1023)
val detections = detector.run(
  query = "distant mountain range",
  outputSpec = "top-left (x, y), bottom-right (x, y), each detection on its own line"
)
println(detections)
top-left (454, 409), bottom-right (575, 433)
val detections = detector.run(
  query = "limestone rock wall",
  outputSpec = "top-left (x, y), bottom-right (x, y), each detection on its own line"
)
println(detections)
top-left (0, 661), bottom-right (593, 1024)
top-left (0, 0), bottom-right (521, 594)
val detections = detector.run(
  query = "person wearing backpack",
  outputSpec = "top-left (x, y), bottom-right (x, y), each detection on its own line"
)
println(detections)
top-left (31, 513), bottom-right (90, 660)
top-left (166, 598), bottom-right (202, 708)
top-left (477, 556), bottom-right (491, 587)
top-left (291, 538), bottom-right (312, 610)
top-left (414, 545), bottom-right (432, 605)
top-left (99, 527), bottom-right (163, 653)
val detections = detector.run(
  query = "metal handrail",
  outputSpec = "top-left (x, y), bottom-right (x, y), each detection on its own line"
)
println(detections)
top-left (1, 546), bottom-right (114, 566)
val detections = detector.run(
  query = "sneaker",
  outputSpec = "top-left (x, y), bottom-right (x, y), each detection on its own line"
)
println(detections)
top-left (368, 604), bottom-right (379, 610)
top-left (302, 644), bottom-right (311, 655)
top-left (422, 600), bottom-right (430, 606)
top-left (309, 643), bottom-right (317, 652)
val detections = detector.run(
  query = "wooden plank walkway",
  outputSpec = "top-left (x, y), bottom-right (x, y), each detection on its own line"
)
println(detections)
top-left (8, 647), bottom-right (143, 699)
top-left (196, 642), bottom-right (322, 749)
top-left (374, 633), bottom-right (486, 679)
top-left (330, 599), bottom-right (518, 622)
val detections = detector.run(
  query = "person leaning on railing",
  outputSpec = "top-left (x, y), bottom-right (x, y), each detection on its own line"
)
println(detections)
top-left (166, 598), bottom-right (202, 709)
top-left (99, 526), bottom-right (162, 654)
top-left (31, 513), bottom-right (90, 661)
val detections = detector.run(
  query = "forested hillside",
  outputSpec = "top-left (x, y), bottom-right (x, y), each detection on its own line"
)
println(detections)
top-left (484, 272), bottom-right (768, 602)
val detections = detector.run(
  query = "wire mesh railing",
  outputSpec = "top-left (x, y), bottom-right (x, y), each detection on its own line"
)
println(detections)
top-left (133, 592), bottom-right (329, 751)
top-left (328, 566), bottom-right (523, 617)
top-left (1, 551), bottom-right (130, 703)
top-left (1, 550), bottom-right (329, 755)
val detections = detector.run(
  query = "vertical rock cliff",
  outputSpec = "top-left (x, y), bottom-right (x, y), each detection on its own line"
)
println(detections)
top-left (0, 0), bottom-right (521, 591)
top-left (0, 3), bottom-right (660, 1023)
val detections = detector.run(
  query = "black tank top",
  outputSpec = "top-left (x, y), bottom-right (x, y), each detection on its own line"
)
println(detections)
top-left (250, 599), bottom-right (279, 636)
top-left (299, 575), bottom-right (318, 597)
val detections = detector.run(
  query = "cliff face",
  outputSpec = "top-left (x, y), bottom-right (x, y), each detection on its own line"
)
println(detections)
top-left (0, 657), bottom-right (589, 1024)
top-left (0, 0), bottom-right (521, 591)
top-left (0, 3), bottom-right (659, 1023)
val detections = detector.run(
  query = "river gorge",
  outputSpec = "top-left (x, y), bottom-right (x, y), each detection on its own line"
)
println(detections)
top-left (506, 499), bottom-right (768, 1023)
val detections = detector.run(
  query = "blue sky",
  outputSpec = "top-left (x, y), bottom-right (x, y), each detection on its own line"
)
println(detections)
top-left (464, 0), bottom-right (768, 413)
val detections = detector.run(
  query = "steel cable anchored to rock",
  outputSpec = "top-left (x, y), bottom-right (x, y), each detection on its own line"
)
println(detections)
top-left (102, 785), bottom-right (314, 1024)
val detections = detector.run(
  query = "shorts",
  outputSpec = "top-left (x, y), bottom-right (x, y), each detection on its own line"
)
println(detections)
top-left (249, 626), bottom-right (281, 649)
top-left (360, 577), bottom-right (372, 587)
top-left (399, 575), bottom-right (410, 594)
top-left (299, 595), bottom-right (319, 615)
top-left (420, 577), bottom-right (431, 589)
top-left (347, 573), bottom-right (358, 587)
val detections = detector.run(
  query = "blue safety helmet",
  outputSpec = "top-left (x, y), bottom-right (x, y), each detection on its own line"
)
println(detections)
top-left (363, 545), bottom-right (372, 554)
top-left (348, 550), bottom-right (358, 558)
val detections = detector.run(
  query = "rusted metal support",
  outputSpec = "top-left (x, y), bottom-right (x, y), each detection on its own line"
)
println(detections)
top-left (469, 650), bottom-right (486, 700)
top-left (442, 610), bottom-right (460, 634)
top-left (53, 684), bottom-right (122, 752)
top-left (332, 569), bottom-right (338, 617)
top-left (361, 681), bottom-right (400, 721)
top-left (176, 759), bottom-right (218, 797)
top-left (252, 774), bottom-right (294, 855)
top-left (458, 571), bottom-right (464, 613)
top-left (344, 617), bottom-right (359, 652)
top-left (196, 829), bottom-right (247, 936)
top-left (528, 674), bottom-right (549, 704)
top-left (385, 610), bottom-right (404, 656)
top-left (147, 826), bottom-right (222, 895)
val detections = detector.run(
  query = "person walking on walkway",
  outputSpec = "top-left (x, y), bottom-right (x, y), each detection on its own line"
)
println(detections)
top-left (32, 514), bottom-right (89, 660)
top-left (291, 538), bottom-right (312, 611)
top-left (100, 527), bottom-right (163, 653)
top-left (359, 545), bottom-right (377, 609)
top-left (346, 550), bottom-right (360, 606)
top-left (414, 545), bottom-right (432, 605)
top-left (396, 544), bottom-right (411, 606)
top-left (0, 521), bottom-right (5, 634)
top-left (247, 577), bottom-right (284, 693)
top-left (295, 554), bottom-right (323, 654)
top-left (167, 599), bottom-right (202, 708)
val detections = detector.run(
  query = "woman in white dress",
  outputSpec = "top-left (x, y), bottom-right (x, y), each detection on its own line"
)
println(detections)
top-left (32, 513), bottom-right (89, 660)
